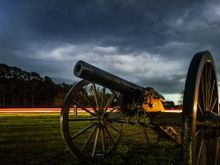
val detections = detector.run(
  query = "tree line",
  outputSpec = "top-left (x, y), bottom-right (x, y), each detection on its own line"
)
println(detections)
top-left (0, 64), bottom-right (71, 107)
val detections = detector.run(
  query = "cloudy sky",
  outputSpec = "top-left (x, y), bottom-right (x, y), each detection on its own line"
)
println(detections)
top-left (1, 0), bottom-right (220, 103)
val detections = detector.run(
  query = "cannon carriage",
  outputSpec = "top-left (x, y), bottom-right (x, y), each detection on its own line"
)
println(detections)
top-left (60, 51), bottom-right (220, 165)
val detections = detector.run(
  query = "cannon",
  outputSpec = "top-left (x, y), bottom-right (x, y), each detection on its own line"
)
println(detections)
top-left (60, 51), bottom-right (220, 165)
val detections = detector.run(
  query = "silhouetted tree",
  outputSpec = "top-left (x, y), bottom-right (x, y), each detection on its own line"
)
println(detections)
top-left (0, 63), bottom-right (71, 107)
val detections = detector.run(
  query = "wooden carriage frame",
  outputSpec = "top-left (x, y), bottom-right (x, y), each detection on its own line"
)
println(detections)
top-left (60, 51), bottom-right (220, 165)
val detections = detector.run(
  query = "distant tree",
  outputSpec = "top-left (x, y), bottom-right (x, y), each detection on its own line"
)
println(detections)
top-left (0, 84), bottom-right (4, 107)
top-left (0, 63), bottom-right (71, 107)
top-left (177, 90), bottom-right (184, 106)
top-left (53, 83), bottom-right (71, 107)
top-left (30, 72), bottom-right (41, 80)
top-left (164, 101), bottom-right (175, 109)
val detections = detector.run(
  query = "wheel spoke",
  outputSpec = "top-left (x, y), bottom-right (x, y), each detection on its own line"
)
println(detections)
top-left (197, 139), bottom-right (204, 164)
top-left (197, 102), bottom-right (204, 117)
top-left (115, 112), bottom-right (126, 123)
top-left (210, 97), bottom-right (217, 112)
top-left (108, 106), bottom-right (118, 113)
top-left (92, 83), bottom-right (100, 110)
top-left (72, 123), bottom-right (95, 139)
top-left (202, 140), bottom-right (207, 164)
top-left (201, 75), bottom-right (206, 111)
top-left (92, 127), bottom-right (100, 157)
top-left (207, 66), bottom-right (212, 109)
top-left (69, 117), bottom-right (97, 122)
top-left (195, 128), bottom-right (202, 137)
top-left (205, 64), bottom-right (208, 111)
top-left (209, 79), bottom-right (216, 111)
top-left (81, 88), bottom-right (96, 111)
top-left (100, 127), bottom-right (106, 154)
top-left (105, 126), bottom-right (115, 145)
top-left (101, 87), bottom-right (106, 111)
top-left (108, 124), bottom-right (120, 133)
top-left (80, 126), bottom-right (97, 151)
top-left (104, 93), bottom-right (115, 111)
top-left (72, 101), bottom-right (96, 116)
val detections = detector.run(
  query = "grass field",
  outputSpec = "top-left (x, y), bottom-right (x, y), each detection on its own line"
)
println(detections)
top-left (0, 113), bottom-right (181, 165)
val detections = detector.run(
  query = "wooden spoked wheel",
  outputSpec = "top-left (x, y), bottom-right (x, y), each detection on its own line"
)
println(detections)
top-left (61, 80), bottom-right (124, 161)
top-left (182, 51), bottom-right (219, 165)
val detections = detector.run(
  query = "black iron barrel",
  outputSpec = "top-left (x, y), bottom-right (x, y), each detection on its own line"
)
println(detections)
top-left (74, 60), bottom-right (145, 97)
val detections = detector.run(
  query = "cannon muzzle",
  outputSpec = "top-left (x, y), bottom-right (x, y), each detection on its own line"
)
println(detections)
top-left (74, 60), bottom-right (145, 99)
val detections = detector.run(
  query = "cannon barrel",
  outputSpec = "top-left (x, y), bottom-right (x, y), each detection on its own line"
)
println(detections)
top-left (74, 60), bottom-right (145, 98)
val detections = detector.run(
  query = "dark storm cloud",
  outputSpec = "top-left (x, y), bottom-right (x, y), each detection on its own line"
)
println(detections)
top-left (22, 0), bottom-right (203, 47)
top-left (0, 0), bottom-right (207, 53)
top-left (1, 0), bottom-right (220, 102)
top-left (137, 73), bottom-right (185, 93)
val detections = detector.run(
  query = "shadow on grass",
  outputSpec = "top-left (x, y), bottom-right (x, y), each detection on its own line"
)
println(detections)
top-left (0, 114), bottom-right (181, 165)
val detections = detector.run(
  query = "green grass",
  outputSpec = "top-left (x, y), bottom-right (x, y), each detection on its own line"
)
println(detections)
top-left (0, 113), bottom-right (181, 165)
